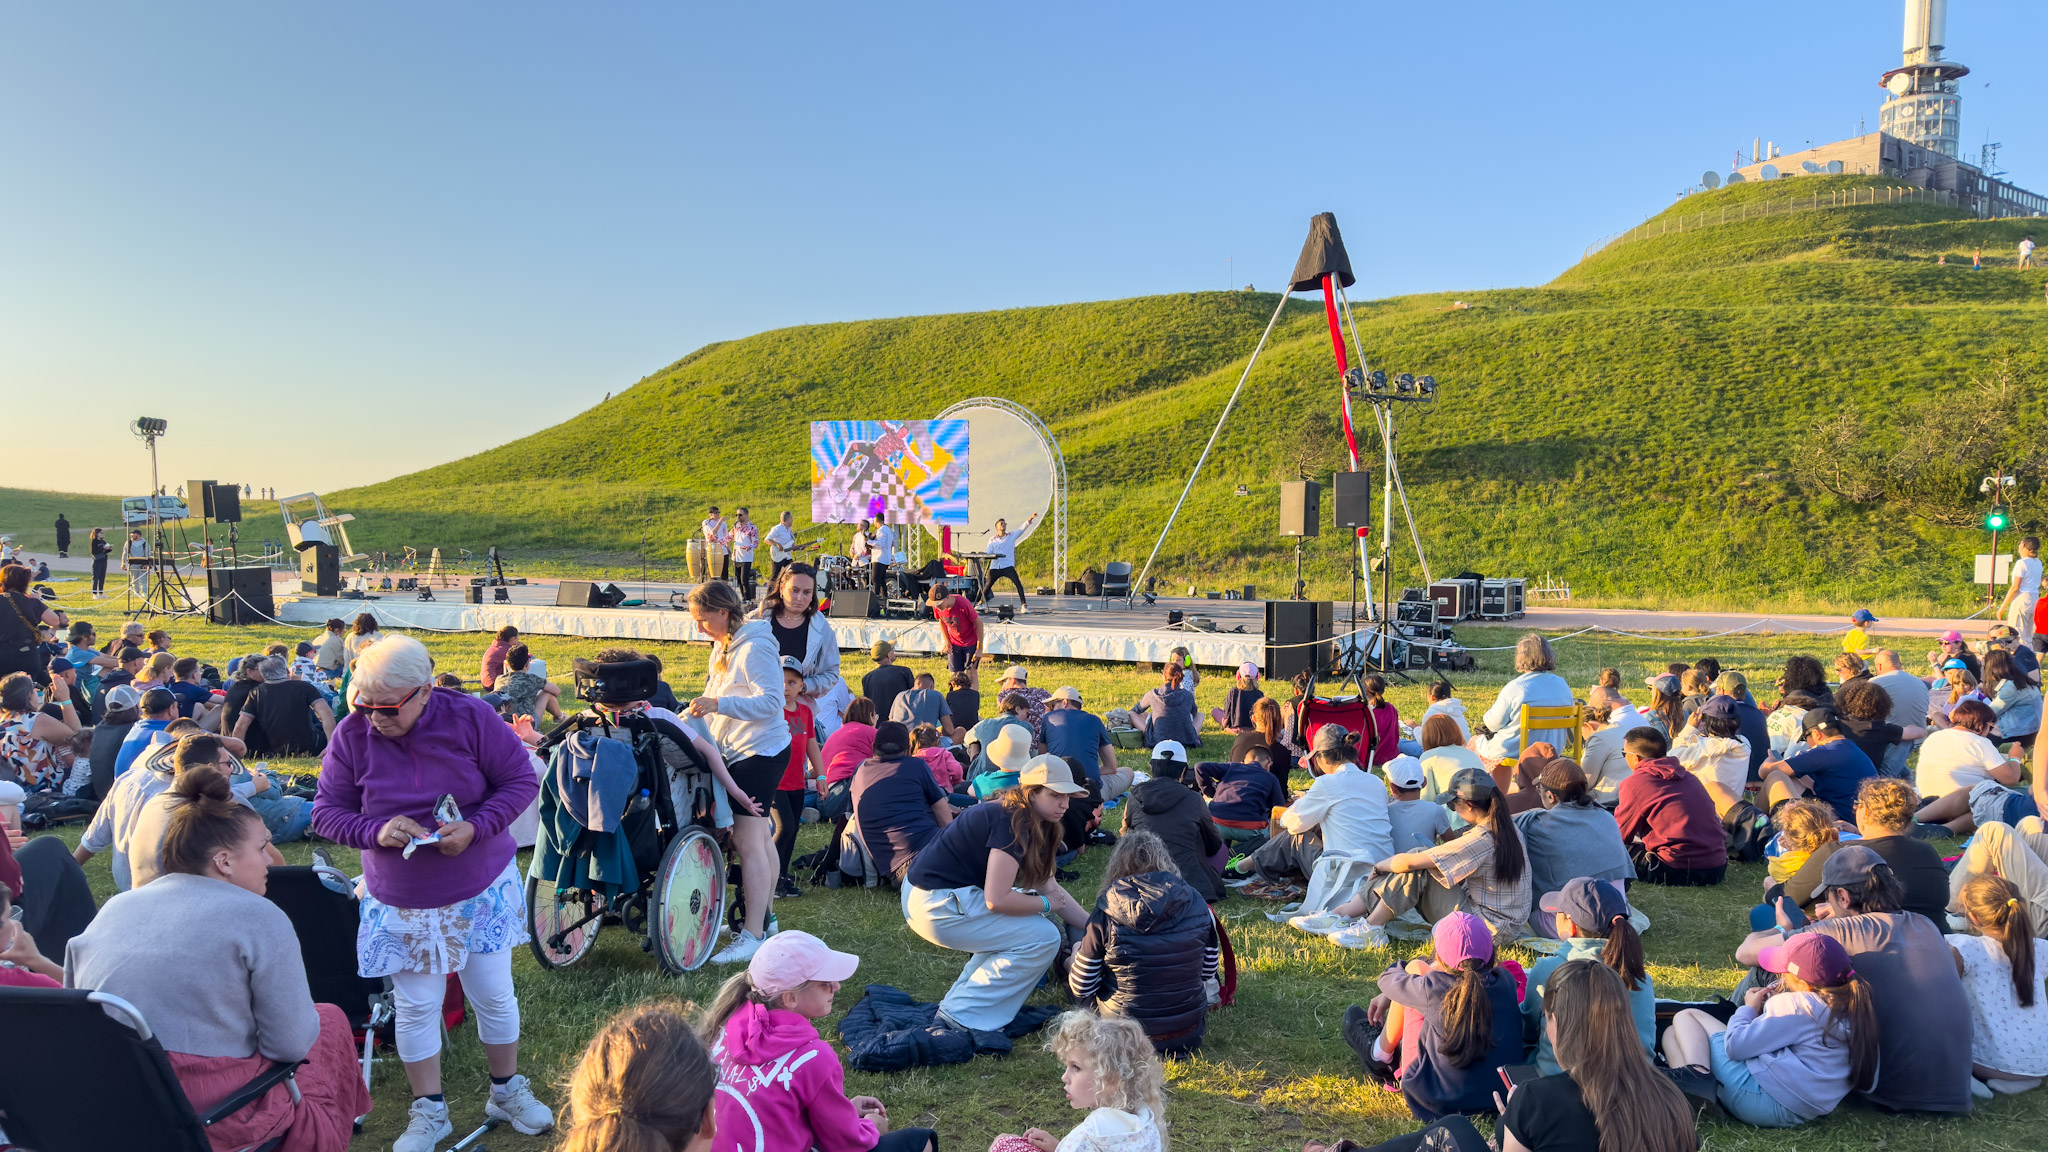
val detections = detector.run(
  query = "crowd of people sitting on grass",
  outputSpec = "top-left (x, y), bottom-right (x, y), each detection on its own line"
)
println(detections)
top-left (11, 548), bottom-right (2048, 1150)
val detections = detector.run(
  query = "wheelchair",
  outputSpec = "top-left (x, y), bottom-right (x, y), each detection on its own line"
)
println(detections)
top-left (526, 656), bottom-right (733, 974)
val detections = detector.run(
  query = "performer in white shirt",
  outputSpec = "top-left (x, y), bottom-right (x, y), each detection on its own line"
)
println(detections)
top-left (2002, 535), bottom-right (2044, 645)
top-left (701, 507), bottom-right (732, 581)
top-left (868, 520), bottom-right (897, 612)
top-left (765, 511), bottom-right (798, 586)
top-left (729, 508), bottom-right (761, 600)
top-left (978, 512), bottom-right (1039, 611)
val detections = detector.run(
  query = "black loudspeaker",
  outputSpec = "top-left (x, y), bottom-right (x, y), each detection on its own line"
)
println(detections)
top-left (556, 580), bottom-right (605, 608)
top-left (599, 582), bottom-right (627, 608)
top-left (1265, 600), bottom-right (1333, 682)
top-left (207, 566), bottom-right (274, 625)
top-left (299, 543), bottom-right (340, 596)
top-left (465, 586), bottom-right (486, 603)
top-left (1332, 470), bottom-right (1373, 530)
top-left (186, 481), bottom-right (216, 519)
top-left (1279, 480), bottom-right (1321, 537)
top-left (828, 588), bottom-right (873, 619)
top-left (209, 485), bottom-right (241, 524)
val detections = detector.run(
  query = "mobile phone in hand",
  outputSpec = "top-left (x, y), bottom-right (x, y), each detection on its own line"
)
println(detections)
top-left (1499, 1064), bottom-right (1541, 1092)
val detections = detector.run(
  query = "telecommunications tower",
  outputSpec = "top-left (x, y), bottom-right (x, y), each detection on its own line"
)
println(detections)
top-left (1878, 0), bottom-right (1968, 159)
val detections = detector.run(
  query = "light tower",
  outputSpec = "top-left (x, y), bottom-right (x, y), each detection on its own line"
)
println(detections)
top-left (1879, 0), bottom-right (1968, 158)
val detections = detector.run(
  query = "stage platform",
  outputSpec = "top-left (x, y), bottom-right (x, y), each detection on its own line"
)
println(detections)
top-left (271, 577), bottom-right (1272, 667)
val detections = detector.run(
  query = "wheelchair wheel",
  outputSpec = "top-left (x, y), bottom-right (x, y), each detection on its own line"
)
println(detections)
top-left (526, 877), bottom-right (603, 969)
top-left (651, 827), bottom-right (726, 974)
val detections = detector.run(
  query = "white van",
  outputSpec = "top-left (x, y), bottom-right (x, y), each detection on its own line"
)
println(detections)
top-left (121, 495), bottom-right (190, 526)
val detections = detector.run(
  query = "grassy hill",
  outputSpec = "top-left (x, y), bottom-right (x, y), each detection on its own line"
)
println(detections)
top-left (15, 175), bottom-right (2047, 610)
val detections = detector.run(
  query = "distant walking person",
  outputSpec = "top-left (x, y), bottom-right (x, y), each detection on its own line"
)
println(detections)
top-left (89, 528), bottom-right (110, 595)
top-left (53, 514), bottom-right (70, 558)
top-left (730, 507), bottom-right (760, 601)
top-left (2003, 537), bottom-right (2043, 646)
top-left (2021, 235), bottom-right (2037, 270)
top-left (979, 513), bottom-right (1038, 611)
top-left (702, 506), bottom-right (732, 582)
top-left (125, 528), bottom-right (151, 598)
top-left (1974, 248), bottom-right (1984, 271)
top-left (766, 510), bottom-right (798, 586)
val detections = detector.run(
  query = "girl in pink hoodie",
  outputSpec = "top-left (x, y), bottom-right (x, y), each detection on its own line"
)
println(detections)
top-left (704, 931), bottom-right (935, 1152)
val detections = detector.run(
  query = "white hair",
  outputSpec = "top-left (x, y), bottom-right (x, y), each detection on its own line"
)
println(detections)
top-left (350, 634), bottom-right (433, 698)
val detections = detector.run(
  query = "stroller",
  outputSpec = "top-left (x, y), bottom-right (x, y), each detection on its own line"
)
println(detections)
top-left (526, 656), bottom-right (732, 974)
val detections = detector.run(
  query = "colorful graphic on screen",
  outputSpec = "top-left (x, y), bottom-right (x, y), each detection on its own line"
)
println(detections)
top-left (810, 420), bottom-right (970, 526)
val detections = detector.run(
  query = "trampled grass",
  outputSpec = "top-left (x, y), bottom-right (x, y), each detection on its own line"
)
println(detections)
top-left (32, 587), bottom-right (2048, 1150)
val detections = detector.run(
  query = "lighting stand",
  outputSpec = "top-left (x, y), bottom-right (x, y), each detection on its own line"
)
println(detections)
top-left (127, 418), bottom-right (199, 619)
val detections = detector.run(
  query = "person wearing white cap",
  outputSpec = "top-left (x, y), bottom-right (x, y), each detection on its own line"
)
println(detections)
top-left (704, 931), bottom-right (936, 1152)
top-left (995, 665), bottom-right (1051, 737)
top-left (1239, 725), bottom-right (1392, 896)
top-left (1381, 755), bottom-right (1451, 854)
top-left (903, 754), bottom-right (1091, 1033)
top-left (1208, 662), bottom-right (1266, 733)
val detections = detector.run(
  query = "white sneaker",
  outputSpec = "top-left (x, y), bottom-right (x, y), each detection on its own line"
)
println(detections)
top-left (393, 1097), bottom-right (452, 1152)
top-left (1332, 922), bottom-right (1391, 951)
top-left (1987, 1076), bottom-right (2043, 1095)
top-left (710, 928), bottom-right (765, 964)
top-left (1289, 912), bottom-right (1357, 936)
top-left (486, 1073), bottom-right (556, 1134)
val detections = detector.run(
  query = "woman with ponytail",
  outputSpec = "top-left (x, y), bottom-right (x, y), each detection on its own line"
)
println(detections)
top-left (560, 1000), bottom-right (717, 1152)
top-left (701, 931), bottom-right (935, 1152)
top-left (66, 758), bottom-right (371, 1151)
top-left (1342, 911), bottom-right (1524, 1120)
top-left (1522, 878), bottom-right (1655, 1075)
top-left (1323, 768), bottom-right (1532, 951)
top-left (1950, 874), bottom-right (2048, 1093)
top-left (1500, 960), bottom-right (1695, 1152)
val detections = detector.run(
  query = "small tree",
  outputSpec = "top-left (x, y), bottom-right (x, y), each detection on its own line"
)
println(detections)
top-left (1793, 354), bottom-right (2044, 528)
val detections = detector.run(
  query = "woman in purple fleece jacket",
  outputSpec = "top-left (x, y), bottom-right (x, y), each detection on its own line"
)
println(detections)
top-left (311, 634), bottom-right (552, 1152)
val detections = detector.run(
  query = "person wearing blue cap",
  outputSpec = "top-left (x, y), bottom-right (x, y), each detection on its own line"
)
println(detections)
top-left (1524, 877), bottom-right (1655, 1076)
top-left (1842, 609), bottom-right (1879, 657)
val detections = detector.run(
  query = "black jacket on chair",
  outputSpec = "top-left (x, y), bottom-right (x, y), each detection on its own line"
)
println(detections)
top-left (1123, 776), bottom-right (1225, 903)
top-left (1069, 871), bottom-right (1217, 1052)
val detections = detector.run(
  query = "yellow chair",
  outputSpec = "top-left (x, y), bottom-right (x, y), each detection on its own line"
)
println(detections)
top-left (1517, 702), bottom-right (1585, 762)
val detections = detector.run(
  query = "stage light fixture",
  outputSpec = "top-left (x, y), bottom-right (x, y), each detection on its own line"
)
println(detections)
top-left (1370, 370), bottom-right (1387, 392)
top-left (1418, 375), bottom-right (1437, 395)
top-left (1396, 373), bottom-right (1416, 394)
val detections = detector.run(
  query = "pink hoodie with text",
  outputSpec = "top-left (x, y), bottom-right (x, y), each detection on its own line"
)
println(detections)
top-left (713, 1002), bottom-right (877, 1152)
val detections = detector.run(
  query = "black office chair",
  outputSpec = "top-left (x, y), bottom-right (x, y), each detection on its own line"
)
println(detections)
top-left (0, 986), bottom-right (302, 1152)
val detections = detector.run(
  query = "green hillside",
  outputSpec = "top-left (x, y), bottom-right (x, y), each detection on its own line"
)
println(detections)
top-left (27, 175), bottom-right (2045, 610)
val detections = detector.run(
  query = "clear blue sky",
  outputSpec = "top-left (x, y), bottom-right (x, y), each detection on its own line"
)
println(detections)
top-left (5, 2), bottom-right (2042, 495)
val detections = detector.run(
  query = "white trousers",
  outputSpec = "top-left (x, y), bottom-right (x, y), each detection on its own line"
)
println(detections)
top-left (391, 947), bottom-right (520, 1063)
top-left (903, 884), bottom-right (1061, 1032)
top-left (2009, 593), bottom-right (2039, 645)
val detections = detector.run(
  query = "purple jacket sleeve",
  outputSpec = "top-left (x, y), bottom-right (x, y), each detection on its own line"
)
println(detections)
top-left (310, 721), bottom-right (385, 850)
top-left (1378, 964), bottom-right (1447, 1012)
top-left (465, 706), bottom-right (540, 839)
top-left (1721, 999), bottom-right (1823, 1063)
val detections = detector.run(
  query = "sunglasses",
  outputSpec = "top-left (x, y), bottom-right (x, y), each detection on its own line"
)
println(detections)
top-left (353, 685), bottom-right (426, 716)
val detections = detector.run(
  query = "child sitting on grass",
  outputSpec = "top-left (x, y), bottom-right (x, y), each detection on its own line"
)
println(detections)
top-left (913, 723), bottom-right (964, 792)
top-left (1662, 932), bottom-right (1877, 1128)
top-left (1950, 874), bottom-right (2048, 1096)
top-left (1209, 661), bottom-right (1263, 733)
top-left (991, 1011), bottom-right (1166, 1152)
top-left (1341, 911), bottom-right (1526, 1120)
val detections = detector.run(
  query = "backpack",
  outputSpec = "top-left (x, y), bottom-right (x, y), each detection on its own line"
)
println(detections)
top-left (1723, 799), bottom-right (1772, 863)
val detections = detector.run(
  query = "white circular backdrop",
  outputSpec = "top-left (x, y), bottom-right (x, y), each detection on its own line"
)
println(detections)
top-left (924, 403), bottom-right (1052, 552)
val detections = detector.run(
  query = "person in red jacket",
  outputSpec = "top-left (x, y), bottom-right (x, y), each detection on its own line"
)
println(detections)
top-left (1614, 727), bottom-right (1728, 886)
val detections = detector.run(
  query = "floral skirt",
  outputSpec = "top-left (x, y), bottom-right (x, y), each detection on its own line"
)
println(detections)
top-left (357, 861), bottom-right (527, 978)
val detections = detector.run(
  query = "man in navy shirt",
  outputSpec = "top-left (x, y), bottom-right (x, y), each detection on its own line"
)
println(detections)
top-left (1759, 707), bottom-right (1876, 821)
top-left (1041, 687), bottom-right (1129, 800)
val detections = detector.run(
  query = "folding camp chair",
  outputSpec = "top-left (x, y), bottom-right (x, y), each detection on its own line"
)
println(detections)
top-left (264, 864), bottom-right (395, 1090)
top-left (0, 986), bottom-right (303, 1152)
top-left (1100, 562), bottom-right (1134, 607)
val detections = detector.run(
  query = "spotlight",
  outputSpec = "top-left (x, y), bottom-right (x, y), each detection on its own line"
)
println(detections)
top-left (132, 417), bottom-right (168, 437)
top-left (997, 605), bottom-right (1016, 622)
top-left (1370, 370), bottom-right (1387, 391)
top-left (1167, 609), bottom-right (1185, 625)
top-left (1418, 375), bottom-right (1437, 395)
top-left (1396, 373), bottom-right (1416, 394)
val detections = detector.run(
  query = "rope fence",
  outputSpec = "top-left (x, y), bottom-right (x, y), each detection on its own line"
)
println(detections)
top-left (1581, 183), bottom-right (1976, 263)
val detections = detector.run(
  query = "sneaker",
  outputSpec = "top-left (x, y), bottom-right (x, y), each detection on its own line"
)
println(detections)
top-left (710, 929), bottom-right (766, 964)
top-left (1225, 854), bottom-right (1253, 874)
top-left (1971, 1077), bottom-right (1995, 1100)
top-left (1289, 912), bottom-right (1358, 936)
top-left (1331, 922), bottom-right (1391, 951)
top-left (393, 1097), bottom-right (453, 1152)
top-left (1911, 822), bottom-right (1951, 841)
top-left (1341, 1005), bottom-right (1396, 1087)
top-left (1987, 1076), bottom-right (2042, 1094)
top-left (486, 1074), bottom-right (556, 1134)
top-left (775, 876), bottom-right (804, 899)
top-left (801, 806), bottom-right (820, 824)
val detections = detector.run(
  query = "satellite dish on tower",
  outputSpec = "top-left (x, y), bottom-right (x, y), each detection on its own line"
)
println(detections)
top-left (1760, 163), bottom-right (1780, 180)
top-left (1727, 171), bottom-right (1746, 183)
top-left (1702, 171), bottom-right (1722, 189)
top-left (1801, 160), bottom-right (1821, 174)
top-left (1887, 72), bottom-right (1913, 96)
top-left (1826, 160), bottom-right (1844, 174)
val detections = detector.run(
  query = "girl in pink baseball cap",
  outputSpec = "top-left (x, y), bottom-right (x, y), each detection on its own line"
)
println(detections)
top-left (1342, 910), bottom-right (1526, 1120)
top-left (702, 931), bottom-right (935, 1152)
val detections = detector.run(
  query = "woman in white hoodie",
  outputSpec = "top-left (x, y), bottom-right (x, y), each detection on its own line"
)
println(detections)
top-left (687, 580), bottom-right (792, 965)
top-left (1670, 695), bottom-right (1752, 817)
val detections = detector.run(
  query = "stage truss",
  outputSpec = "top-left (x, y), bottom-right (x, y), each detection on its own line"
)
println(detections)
top-left (932, 397), bottom-right (1067, 591)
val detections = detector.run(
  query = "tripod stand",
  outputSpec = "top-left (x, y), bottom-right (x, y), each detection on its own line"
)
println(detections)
top-left (125, 419), bottom-right (199, 619)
